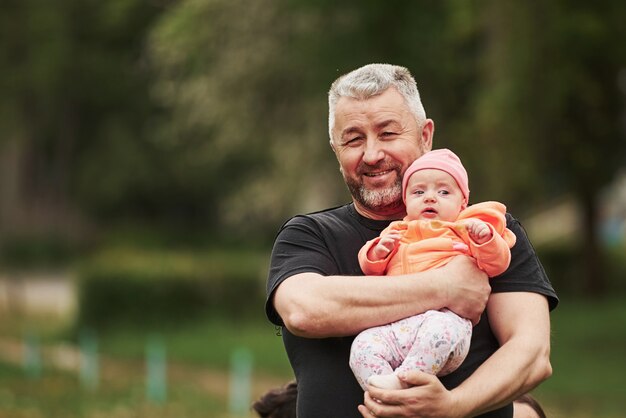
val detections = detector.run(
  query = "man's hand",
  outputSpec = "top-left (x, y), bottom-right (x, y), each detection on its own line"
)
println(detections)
top-left (358, 371), bottom-right (462, 418)
top-left (438, 256), bottom-right (490, 325)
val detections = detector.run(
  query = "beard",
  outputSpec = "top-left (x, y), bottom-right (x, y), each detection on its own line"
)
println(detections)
top-left (343, 163), bottom-right (404, 213)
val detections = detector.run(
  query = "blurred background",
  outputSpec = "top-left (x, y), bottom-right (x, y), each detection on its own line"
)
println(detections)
top-left (0, 0), bottom-right (625, 417)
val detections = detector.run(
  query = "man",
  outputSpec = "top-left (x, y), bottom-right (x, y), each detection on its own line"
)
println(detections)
top-left (265, 64), bottom-right (558, 418)
top-left (513, 394), bottom-right (547, 418)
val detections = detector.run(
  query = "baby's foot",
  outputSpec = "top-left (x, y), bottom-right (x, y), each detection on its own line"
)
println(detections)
top-left (367, 374), bottom-right (409, 390)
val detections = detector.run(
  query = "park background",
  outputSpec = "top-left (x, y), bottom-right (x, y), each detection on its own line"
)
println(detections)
top-left (1, 0), bottom-right (625, 417)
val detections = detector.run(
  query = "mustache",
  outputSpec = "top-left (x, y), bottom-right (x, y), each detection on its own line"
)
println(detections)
top-left (356, 161), bottom-right (402, 176)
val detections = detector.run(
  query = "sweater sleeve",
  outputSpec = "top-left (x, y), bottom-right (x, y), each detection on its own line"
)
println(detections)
top-left (467, 224), bottom-right (513, 277)
top-left (358, 237), bottom-right (389, 275)
top-left (357, 222), bottom-right (403, 276)
top-left (458, 202), bottom-right (517, 277)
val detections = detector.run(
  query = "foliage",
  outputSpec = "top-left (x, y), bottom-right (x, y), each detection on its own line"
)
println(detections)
top-left (458, 1), bottom-right (626, 294)
top-left (0, 234), bottom-right (79, 269)
top-left (145, 0), bottom-right (349, 238)
top-left (536, 243), bottom-right (626, 296)
top-left (0, 0), bottom-right (174, 243)
top-left (0, 0), bottom-right (624, 289)
top-left (75, 248), bottom-right (267, 329)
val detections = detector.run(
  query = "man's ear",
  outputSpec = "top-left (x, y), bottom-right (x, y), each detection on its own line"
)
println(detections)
top-left (421, 119), bottom-right (435, 152)
top-left (329, 139), bottom-right (342, 169)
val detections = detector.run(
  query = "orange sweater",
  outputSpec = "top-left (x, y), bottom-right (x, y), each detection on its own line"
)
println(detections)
top-left (358, 201), bottom-right (517, 277)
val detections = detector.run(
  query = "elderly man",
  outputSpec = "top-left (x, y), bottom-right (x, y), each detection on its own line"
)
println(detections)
top-left (266, 63), bottom-right (558, 418)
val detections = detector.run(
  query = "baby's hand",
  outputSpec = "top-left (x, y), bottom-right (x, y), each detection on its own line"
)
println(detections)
top-left (370, 231), bottom-right (402, 260)
top-left (466, 220), bottom-right (492, 244)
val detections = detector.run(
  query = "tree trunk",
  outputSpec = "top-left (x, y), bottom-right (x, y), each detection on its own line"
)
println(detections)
top-left (0, 137), bottom-right (24, 235)
top-left (580, 192), bottom-right (606, 296)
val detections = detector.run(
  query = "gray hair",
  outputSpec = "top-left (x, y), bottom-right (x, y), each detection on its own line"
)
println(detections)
top-left (328, 63), bottom-right (427, 141)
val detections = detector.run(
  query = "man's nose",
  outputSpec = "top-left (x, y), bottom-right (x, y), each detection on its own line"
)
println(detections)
top-left (362, 139), bottom-right (384, 165)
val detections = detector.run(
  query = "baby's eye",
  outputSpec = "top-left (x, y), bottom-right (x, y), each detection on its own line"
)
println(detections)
top-left (438, 190), bottom-right (450, 195)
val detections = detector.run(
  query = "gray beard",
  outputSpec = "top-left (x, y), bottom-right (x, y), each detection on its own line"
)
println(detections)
top-left (346, 176), bottom-right (404, 213)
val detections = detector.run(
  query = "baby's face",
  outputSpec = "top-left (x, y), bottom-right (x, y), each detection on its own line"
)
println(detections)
top-left (404, 169), bottom-right (466, 221)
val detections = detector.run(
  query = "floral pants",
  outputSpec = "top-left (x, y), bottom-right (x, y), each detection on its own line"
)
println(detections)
top-left (349, 309), bottom-right (472, 390)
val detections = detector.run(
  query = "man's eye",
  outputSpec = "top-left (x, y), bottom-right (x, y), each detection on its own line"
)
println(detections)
top-left (381, 132), bottom-right (397, 138)
top-left (345, 137), bottom-right (363, 146)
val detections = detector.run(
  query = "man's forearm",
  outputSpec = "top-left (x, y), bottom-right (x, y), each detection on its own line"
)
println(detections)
top-left (449, 292), bottom-right (552, 417)
top-left (274, 256), bottom-right (490, 338)
top-left (274, 271), bottom-right (444, 338)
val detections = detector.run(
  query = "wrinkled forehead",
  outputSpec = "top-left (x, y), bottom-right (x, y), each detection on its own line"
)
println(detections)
top-left (334, 88), bottom-right (413, 121)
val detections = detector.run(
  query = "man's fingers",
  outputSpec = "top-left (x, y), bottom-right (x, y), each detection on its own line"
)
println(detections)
top-left (357, 404), bottom-right (376, 418)
top-left (398, 370), bottom-right (435, 386)
top-left (364, 387), bottom-right (403, 407)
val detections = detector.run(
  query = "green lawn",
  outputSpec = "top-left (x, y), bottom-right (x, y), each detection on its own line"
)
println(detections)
top-left (533, 296), bottom-right (626, 418)
top-left (1, 297), bottom-right (625, 417)
top-left (96, 317), bottom-right (292, 377)
top-left (0, 361), bottom-right (225, 418)
top-left (0, 315), bottom-right (291, 418)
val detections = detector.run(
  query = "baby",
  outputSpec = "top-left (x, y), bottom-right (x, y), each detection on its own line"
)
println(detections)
top-left (350, 148), bottom-right (516, 390)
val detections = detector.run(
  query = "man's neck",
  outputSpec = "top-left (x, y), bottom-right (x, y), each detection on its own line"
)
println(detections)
top-left (352, 200), bottom-right (406, 221)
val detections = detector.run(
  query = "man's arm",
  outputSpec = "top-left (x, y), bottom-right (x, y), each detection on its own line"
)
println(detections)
top-left (273, 255), bottom-right (490, 338)
top-left (358, 291), bottom-right (551, 418)
top-left (447, 291), bottom-right (552, 416)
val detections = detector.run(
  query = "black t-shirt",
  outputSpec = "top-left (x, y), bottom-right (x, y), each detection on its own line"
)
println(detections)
top-left (266, 203), bottom-right (558, 418)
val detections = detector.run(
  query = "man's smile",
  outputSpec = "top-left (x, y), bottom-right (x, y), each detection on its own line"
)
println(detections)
top-left (364, 169), bottom-right (393, 177)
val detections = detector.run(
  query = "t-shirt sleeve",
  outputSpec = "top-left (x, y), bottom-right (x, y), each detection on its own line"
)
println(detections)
top-left (265, 216), bottom-right (339, 326)
top-left (492, 214), bottom-right (559, 311)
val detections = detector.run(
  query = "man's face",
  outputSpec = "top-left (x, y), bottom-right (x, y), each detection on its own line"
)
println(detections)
top-left (330, 87), bottom-right (433, 220)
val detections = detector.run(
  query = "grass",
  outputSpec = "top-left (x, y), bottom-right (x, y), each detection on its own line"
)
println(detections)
top-left (96, 316), bottom-right (292, 377)
top-left (0, 361), bottom-right (226, 418)
top-left (0, 312), bottom-right (291, 417)
top-left (532, 296), bottom-right (626, 418)
top-left (2, 297), bottom-right (626, 417)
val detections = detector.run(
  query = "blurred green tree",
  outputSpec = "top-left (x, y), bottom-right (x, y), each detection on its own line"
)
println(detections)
top-left (0, 0), bottom-right (165, 240)
top-left (460, 0), bottom-right (626, 295)
top-left (146, 0), bottom-right (345, 240)
top-left (146, 0), bottom-right (467, 240)
top-left (1, 0), bottom-right (624, 293)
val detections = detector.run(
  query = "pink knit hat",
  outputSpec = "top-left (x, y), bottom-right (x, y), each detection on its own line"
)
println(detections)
top-left (402, 149), bottom-right (470, 203)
